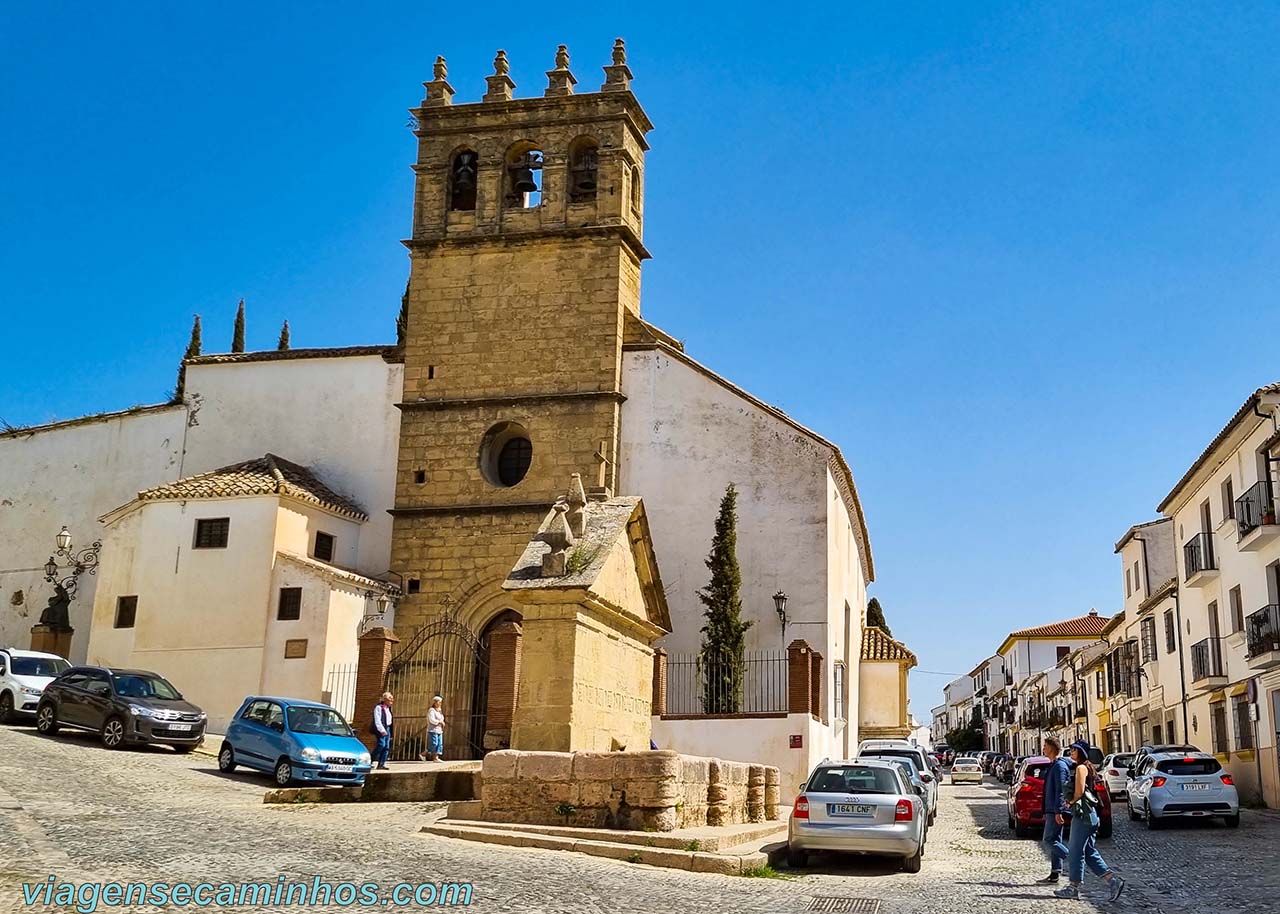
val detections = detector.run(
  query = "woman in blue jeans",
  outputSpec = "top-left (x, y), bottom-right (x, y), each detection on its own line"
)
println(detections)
top-left (1053, 742), bottom-right (1125, 901)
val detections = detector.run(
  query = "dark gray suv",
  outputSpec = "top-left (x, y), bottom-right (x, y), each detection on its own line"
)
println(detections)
top-left (36, 666), bottom-right (206, 751)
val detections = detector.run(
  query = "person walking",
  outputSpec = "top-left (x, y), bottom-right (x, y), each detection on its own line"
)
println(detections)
top-left (1035, 737), bottom-right (1070, 884)
top-left (423, 695), bottom-right (446, 762)
top-left (1053, 740), bottom-right (1125, 901)
top-left (372, 691), bottom-right (394, 770)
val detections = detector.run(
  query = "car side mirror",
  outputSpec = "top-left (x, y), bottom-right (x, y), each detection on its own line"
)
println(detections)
top-left (920, 773), bottom-right (933, 783)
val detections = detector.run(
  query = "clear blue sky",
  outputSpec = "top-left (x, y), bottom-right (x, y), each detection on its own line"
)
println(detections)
top-left (4, 3), bottom-right (1279, 718)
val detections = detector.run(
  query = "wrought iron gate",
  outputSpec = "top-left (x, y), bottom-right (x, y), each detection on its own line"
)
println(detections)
top-left (383, 611), bottom-right (489, 761)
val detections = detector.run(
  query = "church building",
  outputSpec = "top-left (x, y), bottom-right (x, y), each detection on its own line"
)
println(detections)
top-left (0, 42), bottom-right (886, 781)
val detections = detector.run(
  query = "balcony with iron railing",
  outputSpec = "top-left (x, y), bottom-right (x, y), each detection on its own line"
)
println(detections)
top-left (1190, 636), bottom-right (1227, 686)
top-left (1246, 604), bottom-right (1280, 669)
top-left (1235, 480), bottom-right (1280, 551)
top-left (1182, 532), bottom-right (1218, 587)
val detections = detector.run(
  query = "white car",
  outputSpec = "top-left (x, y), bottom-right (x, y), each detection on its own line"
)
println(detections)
top-left (857, 738), bottom-right (914, 755)
top-left (950, 757), bottom-right (983, 784)
top-left (0, 648), bottom-right (71, 722)
top-left (1100, 752), bottom-right (1135, 799)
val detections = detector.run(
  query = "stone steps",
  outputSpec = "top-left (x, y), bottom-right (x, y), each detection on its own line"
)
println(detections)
top-left (421, 819), bottom-right (788, 875)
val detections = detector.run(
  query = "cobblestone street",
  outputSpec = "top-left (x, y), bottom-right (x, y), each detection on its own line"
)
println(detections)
top-left (1, 725), bottom-right (1277, 913)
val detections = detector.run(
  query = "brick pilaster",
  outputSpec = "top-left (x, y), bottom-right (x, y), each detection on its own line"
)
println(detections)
top-left (484, 620), bottom-right (522, 750)
top-left (809, 651), bottom-right (824, 722)
top-left (787, 639), bottom-right (812, 715)
top-left (651, 648), bottom-right (668, 717)
top-left (354, 626), bottom-right (399, 752)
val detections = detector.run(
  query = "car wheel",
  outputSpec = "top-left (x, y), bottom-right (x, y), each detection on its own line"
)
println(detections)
top-left (1223, 814), bottom-right (1240, 828)
top-left (35, 703), bottom-right (59, 735)
top-left (1007, 812), bottom-right (1015, 830)
top-left (274, 758), bottom-right (294, 787)
top-left (1014, 820), bottom-right (1030, 838)
top-left (101, 716), bottom-right (126, 750)
top-left (1145, 807), bottom-right (1162, 830)
top-left (928, 810), bottom-right (936, 827)
top-left (902, 847), bottom-right (923, 873)
top-left (1098, 820), bottom-right (1112, 839)
top-left (785, 845), bottom-right (807, 869)
top-left (218, 744), bottom-right (236, 772)
top-left (0, 692), bottom-right (13, 724)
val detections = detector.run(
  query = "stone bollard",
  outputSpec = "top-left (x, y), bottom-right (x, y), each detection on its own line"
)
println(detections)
top-left (764, 766), bottom-right (781, 820)
top-left (707, 759), bottom-right (730, 827)
top-left (748, 765), bottom-right (766, 823)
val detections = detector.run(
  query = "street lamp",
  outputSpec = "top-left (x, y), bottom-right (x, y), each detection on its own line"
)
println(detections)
top-left (773, 590), bottom-right (788, 633)
top-left (43, 525), bottom-right (101, 599)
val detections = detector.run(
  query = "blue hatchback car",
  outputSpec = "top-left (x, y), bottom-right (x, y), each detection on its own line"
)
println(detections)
top-left (219, 696), bottom-right (372, 787)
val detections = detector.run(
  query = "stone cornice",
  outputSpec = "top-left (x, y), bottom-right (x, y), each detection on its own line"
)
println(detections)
top-left (396, 390), bottom-right (625, 412)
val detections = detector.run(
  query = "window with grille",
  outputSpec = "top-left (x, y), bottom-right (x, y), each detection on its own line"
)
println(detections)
top-left (497, 437), bottom-right (533, 486)
top-left (114, 596), bottom-right (138, 629)
top-left (1232, 695), bottom-right (1254, 750)
top-left (277, 587), bottom-right (302, 621)
top-left (1164, 610), bottom-right (1177, 653)
top-left (1140, 618), bottom-right (1157, 663)
top-left (1210, 701), bottom-right (1229, 754)
top-left (1095, 670), bottom-right (1105, 699)
top-left (313, 531), bottom-right (335, 563)
top-left (193, 517), bottom-right (230, 549)
top-left (833, 662), bottom-right (846, 721)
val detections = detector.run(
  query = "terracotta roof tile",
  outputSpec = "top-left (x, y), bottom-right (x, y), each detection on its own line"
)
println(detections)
top-left (861, 626), bottom-right (917, 664)
top-left (137, 454), bottom-right (367, 520)
top-left (1008, 612), bottom-right (1113, 640)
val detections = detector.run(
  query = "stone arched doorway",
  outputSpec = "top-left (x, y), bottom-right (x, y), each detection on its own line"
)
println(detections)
top-left (472, 608), bottom-right (522, 753)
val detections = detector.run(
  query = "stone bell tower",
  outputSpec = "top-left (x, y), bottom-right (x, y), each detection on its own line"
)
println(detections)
top-left (390, 41), bottom-right (653, 636)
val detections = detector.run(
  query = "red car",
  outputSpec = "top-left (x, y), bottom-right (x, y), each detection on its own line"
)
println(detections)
top-left (1007, 756), bottom-right (1112, 839)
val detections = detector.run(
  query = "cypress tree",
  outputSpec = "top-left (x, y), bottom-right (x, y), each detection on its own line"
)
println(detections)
top-left (277, 320), bottom-right (290, 351)
top-left (395, 281), bottom-right (409, 348)
top-left (174, 314), bottom-right (201, 400)
top-left (698, 483), bottom-right (753, 713)
top-left (232, 299), bottom-right (246, 353)
top-left (867, 596), bottom-right (891, 635)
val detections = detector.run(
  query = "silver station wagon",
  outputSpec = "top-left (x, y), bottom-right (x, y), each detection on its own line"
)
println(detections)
top-left (787, 758), bottom-right (927, 872)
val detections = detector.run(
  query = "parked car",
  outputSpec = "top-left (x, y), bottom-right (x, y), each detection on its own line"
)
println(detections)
top-left (219, 696), bottom-right (373, 787)
top-left (788, 758), bottom-right (927, 872)
top-left (857, 745), bottom-right (939, 804)
top-left (950, 757), bottom-right (983, 784)
top-left (36, 666), bottom-right (205, 751)
top-left (1125, 743), bottom-right (1199, 796)
top-left (1100, 752), bottom-right (1135, 799)
top-left (856, 738), bottom-right (914, 755)
top-left (1007, 755), bottom-right (1113, 839)
top-left (980, 751), bottom-right (1000, 772)
top-left (1127, 751), bottom-right (1238, 828)
top-left (865, 752), bottom-right (938, 825)
top-left (998, 754), bottom-right (1025, 784)
top-left (0, 648), bottom-right (70, 722)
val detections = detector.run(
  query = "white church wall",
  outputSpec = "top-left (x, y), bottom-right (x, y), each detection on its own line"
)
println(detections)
top-left (0, 404), bottom-right (187, 660)
top-left (182, 354), bottom-right (401, 578)
top-left (826, 469), bottom-right (868, 753)
top-left (619, 349), bottom-right (831, 659)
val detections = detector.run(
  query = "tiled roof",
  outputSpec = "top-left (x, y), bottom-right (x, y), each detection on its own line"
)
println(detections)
top-left (1008, 611), bottom-right (1113, 640)
top-left (136, 454), bottom-right (367, 520)
top-left (861, 626), bottom-right (917, 665)
top-left (1158, 382), bottom-right (1280, 513)
top-left (186, 345), bottom-right (397, 366)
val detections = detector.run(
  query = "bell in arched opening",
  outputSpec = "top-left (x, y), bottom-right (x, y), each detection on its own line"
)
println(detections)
top-left (449, 150), bottom-right (478, 211)
top-left (506, 150), bottom-right (542, 207)
top-left (568, 142), bottom-right (598, 203)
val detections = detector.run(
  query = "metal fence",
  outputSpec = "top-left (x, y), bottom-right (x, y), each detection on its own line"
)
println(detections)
top-left (323, 663), bottom-right (359, 722)
top-left (665, 650), bottom-right (789, 715)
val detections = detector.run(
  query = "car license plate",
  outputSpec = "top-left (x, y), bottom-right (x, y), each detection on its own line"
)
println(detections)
top-left (829, 803), bottom-right (874, 817)
top-left (327, 764), bottom-right (353, 773)
top-left (1182, 783), bottom-right (1208, 791)
top-left (166, 724), bottom-right (192, 731)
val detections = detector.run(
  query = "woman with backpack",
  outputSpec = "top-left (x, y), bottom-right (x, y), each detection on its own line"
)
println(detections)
top-left (1054, 740), bottom-right (1125, 901)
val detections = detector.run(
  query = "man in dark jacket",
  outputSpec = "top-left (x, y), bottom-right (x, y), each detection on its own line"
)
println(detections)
top-left (1036, 736), bottom-right (1071, 884)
